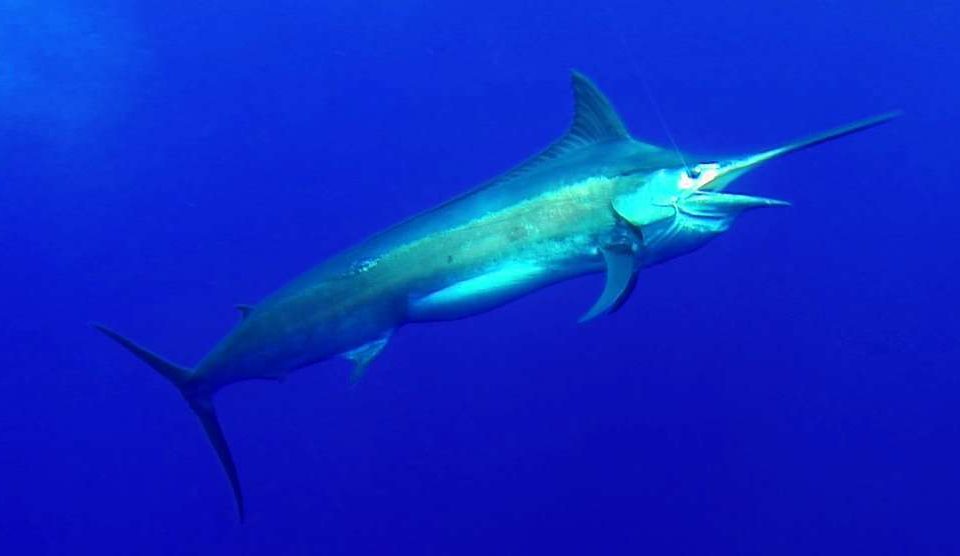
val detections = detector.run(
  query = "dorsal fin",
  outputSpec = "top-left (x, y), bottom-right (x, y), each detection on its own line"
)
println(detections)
top-left (484, 72), bottom-right (632, 186)
top-left (235, 304), bottom-right (254, 319)
top-left (567, 70), bottom-right (632, 146)
top-left (538, 71), bottom-right (632, 159)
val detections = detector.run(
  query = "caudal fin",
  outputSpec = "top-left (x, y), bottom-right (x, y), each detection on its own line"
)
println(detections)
top-left (92, 324), bottom-right (245, 521)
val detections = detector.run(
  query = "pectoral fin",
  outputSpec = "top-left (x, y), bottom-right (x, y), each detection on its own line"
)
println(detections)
top-left (342, 333), bottom-right (392, 384)
top-left (579, 246), bottom-right (638, 323)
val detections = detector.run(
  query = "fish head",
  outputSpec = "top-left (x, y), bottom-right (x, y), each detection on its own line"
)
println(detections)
top-left (613, 112), bottom-right (898, 265)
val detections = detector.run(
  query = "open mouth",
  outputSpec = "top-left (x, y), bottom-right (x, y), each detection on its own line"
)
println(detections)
top-left (680, 190), bottom-right (790, 219)
top-left (679, 111), bottom-right (900, 215)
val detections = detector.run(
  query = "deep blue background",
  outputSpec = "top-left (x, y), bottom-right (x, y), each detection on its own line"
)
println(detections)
top-left (1, 0), bottom-right (958, 553)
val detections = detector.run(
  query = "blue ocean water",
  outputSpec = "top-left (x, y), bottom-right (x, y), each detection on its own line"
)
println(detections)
top-left (1, 0), bottom-right (958, 553)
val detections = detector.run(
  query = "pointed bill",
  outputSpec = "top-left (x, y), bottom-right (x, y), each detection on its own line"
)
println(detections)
top-left (701, 111), bottom-right (901, 192)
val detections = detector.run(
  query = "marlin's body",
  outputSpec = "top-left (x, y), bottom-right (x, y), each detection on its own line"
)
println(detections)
top-left (95, 73), bottom-right (896, 520)
top-left (201, 142), bottom-right (673, 388)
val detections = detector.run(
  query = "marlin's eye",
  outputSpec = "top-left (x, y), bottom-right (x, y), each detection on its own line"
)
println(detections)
top-left (688, 162), bottom-right (720, 181)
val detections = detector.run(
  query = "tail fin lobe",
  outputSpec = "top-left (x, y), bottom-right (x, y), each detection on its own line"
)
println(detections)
top-left (92, 324), bottom-right (190, 386)
top-left (92, 323), bottom-right (245, 522)
top-left (188, 397), bottom-right (245, 522)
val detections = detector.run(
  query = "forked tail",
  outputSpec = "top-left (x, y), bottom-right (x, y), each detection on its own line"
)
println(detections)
top-left (92, 324), bottom-right (245, 521)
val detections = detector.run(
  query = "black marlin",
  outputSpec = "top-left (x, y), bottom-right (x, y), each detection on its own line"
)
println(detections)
top-left (94, 72), bottom-right (896, 520)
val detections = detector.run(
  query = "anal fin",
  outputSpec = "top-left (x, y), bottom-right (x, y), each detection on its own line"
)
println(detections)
top-left (579, 245), bottom-right (638, 323)
top-left (235, 305), bottom-right (254, 319)
top-left (343, 332), bottom-right (392, 384)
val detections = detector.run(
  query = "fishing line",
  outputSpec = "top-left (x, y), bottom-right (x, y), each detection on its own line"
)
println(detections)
top-left (597, 3), bottom-right (691, 174)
